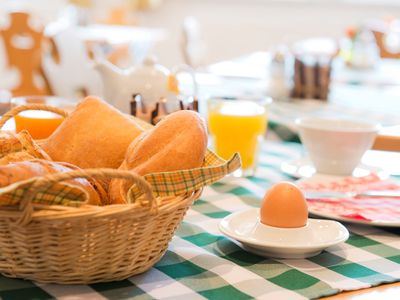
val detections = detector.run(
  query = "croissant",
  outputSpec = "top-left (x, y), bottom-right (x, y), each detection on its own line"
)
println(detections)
top-left (0, 151), bottom-right (35, 165)
top-left (0, 159), bottom-right (105, 205)
top-left (0, 130), bottom-right (50, 165)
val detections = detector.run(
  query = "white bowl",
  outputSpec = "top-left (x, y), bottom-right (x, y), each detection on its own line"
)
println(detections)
top-left (296, 117), bottom-right (380, 176)
top-left (219, 208), bottom-right (349, 259)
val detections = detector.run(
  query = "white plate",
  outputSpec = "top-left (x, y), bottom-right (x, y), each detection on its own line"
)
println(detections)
top-left (281, 156), bottom-right (388, 179)
top-left (219, 208), bottom-right (349, 259)
top-left (299, 175), bottom-right (400, 228)
top-left (307, 210), bottom-right (400, 228)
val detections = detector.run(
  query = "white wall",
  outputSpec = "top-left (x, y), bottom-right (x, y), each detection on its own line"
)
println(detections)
top-left (1, 0), bottom-right (399, 68)
top-left (0, 0), bottom-right (68, 23)
top-left (136, 0), bottom-right (400, 67)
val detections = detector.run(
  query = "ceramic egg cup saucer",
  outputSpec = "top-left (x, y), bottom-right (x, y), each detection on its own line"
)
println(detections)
top-left (219, 208), bottom-right (349, 259)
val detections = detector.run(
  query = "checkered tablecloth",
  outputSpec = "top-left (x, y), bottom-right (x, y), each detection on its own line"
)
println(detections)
top-left (1, 141), bottom-right (399, 300)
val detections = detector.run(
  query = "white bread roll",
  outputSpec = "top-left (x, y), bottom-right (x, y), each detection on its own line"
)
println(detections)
top-left (109, 110), bottom-right (208, 204)
top-left (42, 96), bottom-right (144, 169)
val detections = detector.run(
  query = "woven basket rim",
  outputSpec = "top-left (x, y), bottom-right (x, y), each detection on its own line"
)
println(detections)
top-left (0, 104), bottom-right (209, 284)
top-left (0, 191), bottom-right (199, 221)
top-left (0, 104), bottom-right (204, 225)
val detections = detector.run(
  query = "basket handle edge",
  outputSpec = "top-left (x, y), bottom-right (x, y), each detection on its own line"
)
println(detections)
top-left (18, 168), bottom-right (155, 226)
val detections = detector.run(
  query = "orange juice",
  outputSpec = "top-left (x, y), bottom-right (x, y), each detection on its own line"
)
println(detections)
top-left (208, 99), bottom-right (268, 174)
top-left (15, 111), bottom-right (64, 139)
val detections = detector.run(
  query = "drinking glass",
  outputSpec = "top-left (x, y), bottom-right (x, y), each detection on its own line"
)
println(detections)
top-left (207, 97), bottom-right (271, 177)
top-left (11, 96), bottom-right (77, 139)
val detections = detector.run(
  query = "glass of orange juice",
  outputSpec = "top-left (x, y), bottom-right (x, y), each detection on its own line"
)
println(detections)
top-left (11, 96), bottom-right (77, 139)
top-left (207, 97), bottom-right (271, 177)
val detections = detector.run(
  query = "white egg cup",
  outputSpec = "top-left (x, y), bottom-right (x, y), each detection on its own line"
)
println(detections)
top-left (219, 208), bottom-right (349, 259)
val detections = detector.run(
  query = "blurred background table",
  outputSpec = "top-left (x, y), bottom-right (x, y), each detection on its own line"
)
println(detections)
top-left (45, 23), bottom-right (168, 67)
top-left (198, 52), bottom-right (400, 153)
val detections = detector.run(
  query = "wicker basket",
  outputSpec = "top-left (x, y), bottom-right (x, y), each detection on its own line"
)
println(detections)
top-left (0, 104), bottom-right (204, 284)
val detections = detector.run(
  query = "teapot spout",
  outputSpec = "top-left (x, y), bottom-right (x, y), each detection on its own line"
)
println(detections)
top-left (93, 60), bottom-right (130, 105)
top-left (94, 59), bottom-right (125, 83)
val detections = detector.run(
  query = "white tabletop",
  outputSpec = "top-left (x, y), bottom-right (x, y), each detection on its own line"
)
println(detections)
top-left (203, 52), bottom-right (400, 128)
top-left (208, 51), bottom-right (400, 87)
top-left (74, 24), bottom-right (168, 45)
top-left (45, 23), bottom-right (168, 45)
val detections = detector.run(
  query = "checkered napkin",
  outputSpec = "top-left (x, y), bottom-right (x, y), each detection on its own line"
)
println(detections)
top-left (298, 174), bottom-right (400, 223)
top-left (0, 178), bottom-right (88, 207)
top-left (129, 152), bottom-right (241, 200)
top-left (0, 129), bottom-right (241, 207)
top-left (0, 150), bottom-right (240, 207)
top-left (0, 130), bottom-right (89, 207)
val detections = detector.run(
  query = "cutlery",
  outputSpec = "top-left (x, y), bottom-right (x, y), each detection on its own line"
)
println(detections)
top-left (305, 190), bottom-right (400, 199)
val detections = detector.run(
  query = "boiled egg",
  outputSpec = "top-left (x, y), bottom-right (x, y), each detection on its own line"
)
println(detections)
top-left (260, 181), bottom-right (308, 228)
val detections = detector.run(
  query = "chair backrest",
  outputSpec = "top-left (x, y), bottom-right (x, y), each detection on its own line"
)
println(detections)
top-left (42, 26), bottom-right (103, 99)
top-left (373, 126), bottom-right (400, 152)
top-left (371, 30), bottom-right (400, 59)
top-left (181, 16), bottom-right (206, 68)
top-left (0, 11), bottom-right (51, 96)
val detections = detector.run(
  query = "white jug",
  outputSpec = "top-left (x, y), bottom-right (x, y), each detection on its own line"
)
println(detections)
top-left (94, 55), bottom-right (196, 114)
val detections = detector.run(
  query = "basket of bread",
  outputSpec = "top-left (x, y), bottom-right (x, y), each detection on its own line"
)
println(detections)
top-left (0, 96), bottom-right (240, 284)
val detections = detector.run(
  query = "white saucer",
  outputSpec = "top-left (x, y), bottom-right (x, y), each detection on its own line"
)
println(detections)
top-left (281, 156), bottom-right (388, 179)
top-left (219, 208), bottom-right (349, 259)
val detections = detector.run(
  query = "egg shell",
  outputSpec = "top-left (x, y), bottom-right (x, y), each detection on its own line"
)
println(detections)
top-left (260, 181), bottom-right (308, 228)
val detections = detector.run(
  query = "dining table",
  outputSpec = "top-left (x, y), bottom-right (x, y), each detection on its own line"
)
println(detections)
top-left (204, 52), bottom-right (400, 145)
top-left (0, 46), bottom-right (399, 299)
top-left (45, 23), bottom-right (168, 66)
top-left (0, 139), bottom-right (398, 299)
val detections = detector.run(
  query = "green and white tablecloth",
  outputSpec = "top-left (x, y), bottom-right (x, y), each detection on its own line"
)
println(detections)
top-left (0, 141), bottom-right (399, 300)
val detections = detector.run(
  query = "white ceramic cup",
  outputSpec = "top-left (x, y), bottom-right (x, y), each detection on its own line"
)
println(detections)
top-left (296, 117), bottom-right (380, 176)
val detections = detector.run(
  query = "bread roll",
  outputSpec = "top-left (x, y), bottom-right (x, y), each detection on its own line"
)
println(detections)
top-left (0, 151), bottom-right (35, 165)
top-left (57, 161), bottom-right (108, 205)
top-left (0, 131), bottom-right (23, 154)
top-left (109, 110), bottom-right (208, 204)
top-left (0, 160), bottom-right (103, 205)
top-left (0, 130), bottom-right (50, 165)
top-left (41, 96), bottom-right (144, 169)
top-left (17, 130), bottom-right (51, 160)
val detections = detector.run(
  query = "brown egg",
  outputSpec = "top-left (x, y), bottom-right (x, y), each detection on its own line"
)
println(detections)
top-left (260, 181), bottom-right (308, 228)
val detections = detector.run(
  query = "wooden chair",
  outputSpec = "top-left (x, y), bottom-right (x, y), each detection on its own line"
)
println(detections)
top-left (42, 27), bottom-right (103, 99)
top-left (371, 30), bottom-right (400, 59)
top-left (181, 16), bottom-right (207, 68)
top-left (373, 126), bottom-right (400, 152)
top-left (0, 12), bottom-right (51, 96)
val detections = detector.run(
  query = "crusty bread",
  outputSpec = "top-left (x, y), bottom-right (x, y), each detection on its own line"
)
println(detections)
top-left (0, 131), bottom-right (23, 154)
top-left (109, 110), bottom-right (208, 204)
top-left (0, 159), bottom-right (103, 205)
top-left (0, 130), bottom-right (50, 165)
top-left (57, 161), bottom-right (108, 205)
top-left (41, 96), bottom-right (144, 169)
top-left (16, 130), bottom-right (51, 160)
top-left (0, 151), bottom-right (35, 165)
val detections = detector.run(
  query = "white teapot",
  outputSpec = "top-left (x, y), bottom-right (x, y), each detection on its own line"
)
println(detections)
top-left (94, 55), bottom-right (197, 114)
